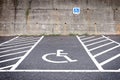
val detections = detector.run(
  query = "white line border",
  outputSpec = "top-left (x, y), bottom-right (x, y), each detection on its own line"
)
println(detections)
top-left (10, 36), bottom-right (44, 70)
top-left (0, 70), bottom-right (120, 72)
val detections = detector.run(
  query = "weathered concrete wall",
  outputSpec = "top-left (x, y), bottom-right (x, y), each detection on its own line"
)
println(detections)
top-left (0, 0), bottom-right (120, 36)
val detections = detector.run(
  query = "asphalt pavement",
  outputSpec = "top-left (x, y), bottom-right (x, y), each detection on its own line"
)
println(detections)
top-left (0, 35), bottom-right (120, 80)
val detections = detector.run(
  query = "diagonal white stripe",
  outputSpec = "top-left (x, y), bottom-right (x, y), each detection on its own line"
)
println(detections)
top-left (2, 40), bottom-right (37, 47)
top-left (102, 35), bottom-right (120, 45)
top-left (0, 56), bottom-right (22, 64)
top-left (89, 42), bottom-right (113, 51)
top-left (86, 39), bottom-right (108, 47)
top-left (0, 50), bottom-right (27, 58)
top-left (100, 54), bottom-right (120, 66)
top-left (94, 45), bottom-right (120, 57)
top-left (0, 64), bottom-right (14, 70)
top-left (83, 37), bottom-right (104, 43)
top-left (11, 37), bottom-right (39, 43)
top-left (0, 46), bottom-right (32, 54)
top-left (0, 36), bottom-right (19, 46)
top-left (0, 42), bottom-right (34, 50)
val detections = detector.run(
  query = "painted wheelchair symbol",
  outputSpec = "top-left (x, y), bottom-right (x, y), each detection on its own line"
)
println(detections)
top-left (42, 49), bottom-right (78, 63)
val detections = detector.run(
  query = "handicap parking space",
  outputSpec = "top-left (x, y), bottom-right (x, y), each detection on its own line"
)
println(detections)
top-left (16, 36), bottom-right (97, 70)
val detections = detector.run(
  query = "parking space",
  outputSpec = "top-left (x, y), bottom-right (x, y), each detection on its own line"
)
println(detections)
top-left (16, 36), bottom-right (97, 70)
top-left (0, 35), bottom-right (120, 71)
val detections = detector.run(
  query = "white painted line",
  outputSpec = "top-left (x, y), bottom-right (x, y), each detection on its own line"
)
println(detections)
top-left (86, 39), bottom-right (108, 47)
top-left (17, 37), bottom-right (39, 40)
top-left (2, 39), bottom-right (37, 47)
top-left (0, 42), bottom-right (34, 50)
top-left (81, 36), bottom-right (95, 41)
top-left (0, 64), bottom-right (14, 70)
top-left (2, 40), bottom-right (37, 46)
top-left (0, 70), bottom-right (120, 72)
top-left (0, 56), bottom-right (22, 64)
top-left (0, 36), bottom-right (19, 46)
top-left (76, 36), bottom-right (104, 71)
top-left (18, 37), bottom-right (39, 40)
top-left (11, 36), bottom-right (44, 70)
top-left (83, 37), bottom-right (104, 43)
top-left (0, 50), bottom-right (27, 58)
top-left (12, 38), bottom-right (39, 43)
top-left (0, 46), bottom-right (32, 54)
top-left (89, 42), bottom-right (114, 51)
top-left (94, 45), bottom-right (120, 57)
top-left (102, 35), bottom-right (120, 45)
top-left (100, 54), bottom-right (120, 66)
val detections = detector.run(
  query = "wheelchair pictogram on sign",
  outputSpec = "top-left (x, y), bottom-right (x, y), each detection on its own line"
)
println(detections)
top-left (42, 49), bottom-right (78, 63)
top-left (73, 7), bottom-right (80, 14)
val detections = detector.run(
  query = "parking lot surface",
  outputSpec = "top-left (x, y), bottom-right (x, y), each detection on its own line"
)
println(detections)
top-left (0, 35), bottom-right (120, 80)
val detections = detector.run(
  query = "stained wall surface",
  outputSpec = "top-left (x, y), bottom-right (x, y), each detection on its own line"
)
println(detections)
top-left (0, 0), bottom-right (120, 36)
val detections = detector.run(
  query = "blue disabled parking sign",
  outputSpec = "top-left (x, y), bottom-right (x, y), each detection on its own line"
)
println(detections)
top-left (73, 7), bottom-right (80, 14)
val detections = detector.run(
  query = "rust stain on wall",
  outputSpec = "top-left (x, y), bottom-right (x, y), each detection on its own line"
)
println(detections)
top-left (116, 24), bottom-right (120, 34)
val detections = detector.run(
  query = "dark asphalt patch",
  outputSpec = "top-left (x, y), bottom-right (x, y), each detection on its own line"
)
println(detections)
top-left (16, 36), bottom-right (97, 70)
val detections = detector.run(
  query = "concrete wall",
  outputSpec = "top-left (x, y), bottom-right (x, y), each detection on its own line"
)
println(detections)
top-left (0, 0), bottom-right (120, 36)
